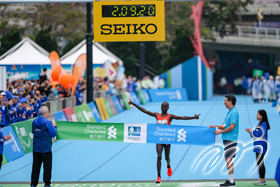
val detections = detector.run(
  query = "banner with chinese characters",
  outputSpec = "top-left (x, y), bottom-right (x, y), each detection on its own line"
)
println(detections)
top-left (56, 121), bottom-right (124, 142)
top-left (11, 119), bottom-right (34, 154)
top-left (56, 121), bottom-right (216, 146)
top-left (147, 124), bottom-right (215, 146)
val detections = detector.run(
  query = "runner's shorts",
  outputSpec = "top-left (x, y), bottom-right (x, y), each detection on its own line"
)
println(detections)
top-left (223, 140), bottom-right (237, 158)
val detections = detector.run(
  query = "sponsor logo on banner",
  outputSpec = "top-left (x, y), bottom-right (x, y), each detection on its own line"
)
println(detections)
top-left (108, 125), bottom-right (117, 139)
top-left (124, 123), bottom-right (147, 143)
top-left (177, 128), bottom-right (186, 142)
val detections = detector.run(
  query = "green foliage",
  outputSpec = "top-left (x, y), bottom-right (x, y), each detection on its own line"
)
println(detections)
top-left (31, 3), bottom-right (86, 41)
top-left (163, 29), bottom-right (193, 72)
top-left (0, 29), bottom-right (21, 55)
top-left (106, 41), bottom-right (162, 78)
top-left (35, 26), bottom-right (58, 53)
top-left (62, 37), bottom-right (84, 56)
top-left (202, 1), bottom-right (252, 38)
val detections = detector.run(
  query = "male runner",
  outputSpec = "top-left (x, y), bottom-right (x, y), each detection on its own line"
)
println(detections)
top-left (128, 99), bottom-right (200, 183)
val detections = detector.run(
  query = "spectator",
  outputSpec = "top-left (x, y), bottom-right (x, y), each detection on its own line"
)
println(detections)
top-left (158, 78), bottom-right (166, 89)
top-left (39, 68), bottom-right (48, 84)
top-left (75, 85), bottom-right (84, 106)
top-left (18, 98), bottom-right (30, 122)
top-left (241, 76), bottom-right (248, 95)
top-left (18, 88), bottom-right (25, 102)
top-left (0, 95), bottom-right (8, 128)
top-left (11, 96), bottom-right (19, 124)
top-left (31, 106), bottom-right (57, 187)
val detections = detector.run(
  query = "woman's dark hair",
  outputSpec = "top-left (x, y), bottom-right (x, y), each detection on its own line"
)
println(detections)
top-left (258, 109), bottom-right (270, 130)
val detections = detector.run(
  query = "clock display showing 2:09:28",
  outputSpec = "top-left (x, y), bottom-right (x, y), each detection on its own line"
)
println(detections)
top-left (102, 5), bottom-right (156, 17)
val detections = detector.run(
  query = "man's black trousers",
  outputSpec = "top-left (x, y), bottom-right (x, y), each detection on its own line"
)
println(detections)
top-left (31, 151), bottom-right (52, 186)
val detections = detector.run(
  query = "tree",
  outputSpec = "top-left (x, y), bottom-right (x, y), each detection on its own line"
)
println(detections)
top-left (163, 29), bottom-right (193, 72)
top-left (0, 29), bottom-right (21, 55)
top-left (62, 37), bottom-right (84, 56)
top-left (202, 1), bottom-right (252, 38)
top-left (31, 3), bottom-right (86, 41)
top-left (35, 26), bottom-right (58, 53)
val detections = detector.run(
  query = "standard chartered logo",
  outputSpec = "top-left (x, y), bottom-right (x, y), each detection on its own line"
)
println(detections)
top-left (108, 125), bottom-right (117, 139)
top-left (177, 128), bottom-right (186, 142)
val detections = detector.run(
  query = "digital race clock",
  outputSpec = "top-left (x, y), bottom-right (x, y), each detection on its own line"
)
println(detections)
top-left (102, 5), bottom-right (156, 17)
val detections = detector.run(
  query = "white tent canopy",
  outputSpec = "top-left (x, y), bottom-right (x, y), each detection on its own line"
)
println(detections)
top-left (61, 39), bottom-right (123, 66)
top-left (0, 37), bottom-right (50, 65)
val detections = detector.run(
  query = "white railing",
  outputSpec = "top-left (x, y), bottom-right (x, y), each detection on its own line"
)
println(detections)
top-left (236, 26), bottom-right (280, 40)
top-left (211, 25), bottom-right (280, 40)
top-left (253, 0), bottom-right (280, 4)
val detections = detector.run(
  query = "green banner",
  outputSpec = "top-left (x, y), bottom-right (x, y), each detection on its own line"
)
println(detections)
top-left (11, 119), bottom-right (34, 154)
top-left (103, 98), bottom-right (114, 118)
top-left (2, 154), bottom-right (7, 165)
top-left (253, 69), bottom-right (263, 77)
top-left (73, 105), bottom-right (96, 122)
top-left (121, 93), bottom-right (131, 110)
top-left (137, 90), bottom-right (147, 105)
top-left (56, 121), bottom-right (124, 142)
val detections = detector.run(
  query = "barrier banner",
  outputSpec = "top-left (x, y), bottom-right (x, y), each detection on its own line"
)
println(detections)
top-left (148, 88), bottom-right (188, 102)
top-left (88, 102), bottom-right (102, 122)
top-left (141, 89), bottom-right (150, 103)
top-left (147, 124), bottom-right (215, 146)
top-left (117, 95), bottom-right (126, 111)
top-left (121, 93), bottom-right (132, 110)
top-left (129, 92), bottom-right (141, 105)
top-left (53, 111), bottom-right (68, 121)
top-left (2, 154), bottom-right (7, 165)
top-left (111, 96), bottom-right (124, 113)
top-left (56, 121), bottom-right (124, 142)
top-left (103, 98), bottom-right (114, 118)
top-left (62, 108), bottom-right (78, 122)
top-left (137, 90), bottom-right (147, 105)
top-left (11, 119), bottom-right (34, 154)
top-left (73, 105), bottom-right (96, 122)
top-left (106, 97), bottom-right (119, 115)
top-left (2, 126), bottom-right (25, 162)
top-left (95, 98), bottom-right (106, 120)
top-left (98, 98), bottom-right (110, 120)
top-left (123, 123), bottom-right (147, 143)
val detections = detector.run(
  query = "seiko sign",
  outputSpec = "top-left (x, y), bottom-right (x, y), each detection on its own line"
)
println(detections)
top-left (94, 0), bottom-right (165, 42)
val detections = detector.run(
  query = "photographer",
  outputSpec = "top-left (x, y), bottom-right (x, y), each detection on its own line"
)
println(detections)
top-left (75, 85), bottom-right (84, 106)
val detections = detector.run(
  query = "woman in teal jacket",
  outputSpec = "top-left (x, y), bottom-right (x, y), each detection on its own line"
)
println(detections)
top-left (246, 109), bottom-right (270, 185)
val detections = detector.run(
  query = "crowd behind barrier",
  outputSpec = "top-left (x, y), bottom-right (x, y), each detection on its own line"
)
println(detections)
top-left (1, 86), bottom-right (188, 165)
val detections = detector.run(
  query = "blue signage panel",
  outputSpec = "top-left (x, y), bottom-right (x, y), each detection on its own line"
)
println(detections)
top-left (88, 102), bottom-right (102, 122)
top-left (141, 89), bottom-right (150, 103)
top-left (129, 92), bottom-right (141, 105)
top-left (53, 111), bottom-right (68, 121)
top-left (112, 96), bottom-right (124, 113)
top-left (147, 124), bottom-right (215, 146)
top-left (2, 126), bottom-right (25, 162)
top-left (148, 88), bottom-right (188, 102)
top-left (4, 65), bottom-right (42, 80)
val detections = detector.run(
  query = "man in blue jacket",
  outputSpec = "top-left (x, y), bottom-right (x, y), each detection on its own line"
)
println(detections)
top-left (0, 94), bottom-right (8, 127)
top-left (31, 106), bottom-right (57, 187)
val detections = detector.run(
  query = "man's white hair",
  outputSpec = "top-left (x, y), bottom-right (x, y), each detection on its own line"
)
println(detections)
top-left (39, 106), bottom-right (49, 116)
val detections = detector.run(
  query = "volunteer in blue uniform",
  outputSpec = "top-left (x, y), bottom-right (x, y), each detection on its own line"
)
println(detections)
top-left (209, 95), bottom-right (239, 187)
top-left (128, 99), bottom-right (200, 184)
top-left (31, 106), bottom-right (57, 187)
top-left (0, 94), bottom-right (8, 127)
top-left (245, 109), bottom-right (270, 185)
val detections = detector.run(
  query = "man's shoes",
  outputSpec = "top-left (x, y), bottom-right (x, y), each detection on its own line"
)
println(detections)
top-left (220, 180), bottom-right (235, 187)
top-left (155, 176), bottom-right (161, 183)
top-left (253, 180), bottom-right (266, 185)
top-left (167, 166), bottom-right (172, 176)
